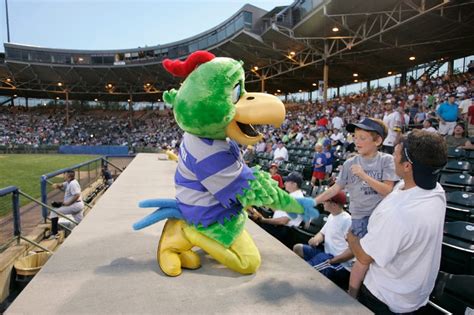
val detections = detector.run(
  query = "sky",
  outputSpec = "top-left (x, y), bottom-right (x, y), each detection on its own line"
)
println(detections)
top-left (0, 0), bottom-right (290, 52)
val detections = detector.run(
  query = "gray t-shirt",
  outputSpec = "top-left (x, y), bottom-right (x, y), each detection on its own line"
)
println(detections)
top-left (63, 179), bottom-right (82, 204)
top-left (336, 152), bottom-right (398, 219)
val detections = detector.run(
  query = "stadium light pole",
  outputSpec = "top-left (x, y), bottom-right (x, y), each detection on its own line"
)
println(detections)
top-left (5, 0), bottom-right (11, 42)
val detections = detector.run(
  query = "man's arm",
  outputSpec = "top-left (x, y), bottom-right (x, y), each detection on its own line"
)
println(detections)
top-left (328, 247), bottom-right (354, 265)
top-left (258, 216), bottom-right (289, 226)
top-left (63, 193), bottom-right (80, 206)
top-left (314, 183), bottom-right (342, 204)
top-left (308, 232), bottom-right (324, 247)
top-left (52, 183), bottom-right (64, 189)
top-left (460, 140), bottom-right (474, 150)
top-left (347, 231), bottom-right (374, 265)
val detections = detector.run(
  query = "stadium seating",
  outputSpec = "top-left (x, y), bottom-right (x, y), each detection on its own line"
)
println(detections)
top-left (288, 214), bottom-right (329, 246)
top-left (445, 191), bottom-right (474, 222)
top-left (441, 221), bottom-right (474, 275)
top-left (447, 148), bottom-right (466, 159)
top-left (429, 271), bottom-right (474, 315)
top-left (442, 160), bottom-right (472, 174)
top-left (439, 173), bottom-right (474, 192)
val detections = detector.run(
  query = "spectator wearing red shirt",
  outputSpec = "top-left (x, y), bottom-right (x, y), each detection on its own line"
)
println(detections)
top-left (317, 114), bottom-right (329, 129)
top-left (269, 163), bottom-right (284, 188)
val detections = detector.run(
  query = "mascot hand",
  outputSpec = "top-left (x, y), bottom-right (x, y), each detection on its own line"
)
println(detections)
top-left (133, 198), bottom-right (182, 231)
top-left (295, 197), bottom-right (319, 223)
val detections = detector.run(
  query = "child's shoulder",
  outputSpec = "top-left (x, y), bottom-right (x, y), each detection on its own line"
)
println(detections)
top-left (342, 154), bottom-right (358, 165)
top-left (376, 151), bottom-right (395, 161)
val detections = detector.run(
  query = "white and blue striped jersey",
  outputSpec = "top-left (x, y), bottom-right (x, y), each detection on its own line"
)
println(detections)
top-left (175, 132), bottom-right (255, 227)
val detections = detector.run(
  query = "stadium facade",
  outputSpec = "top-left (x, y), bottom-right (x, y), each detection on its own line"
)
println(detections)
top-left (0, 0), bottom-right (473, 103)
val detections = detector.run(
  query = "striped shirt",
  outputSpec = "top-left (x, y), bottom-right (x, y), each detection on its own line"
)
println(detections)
top-left (175, 132), bottom-right (255, 227)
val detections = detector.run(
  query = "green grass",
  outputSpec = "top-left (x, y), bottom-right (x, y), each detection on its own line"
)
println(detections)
top-left (0, 154), bottom-right (99, 215)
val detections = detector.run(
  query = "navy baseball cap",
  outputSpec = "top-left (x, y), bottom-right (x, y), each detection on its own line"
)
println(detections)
top-left (346, 118), bottom-right (386, 139)
top-left (283, 172), bottom-right (303, 187)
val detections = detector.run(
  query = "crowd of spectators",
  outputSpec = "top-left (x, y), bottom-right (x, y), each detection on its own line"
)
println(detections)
top-left (1, 72), bottom-right (472, 153)
top-left (0, 107), bottom-right (181, 150)
top-left (0, 70), bottom-right (472, 313)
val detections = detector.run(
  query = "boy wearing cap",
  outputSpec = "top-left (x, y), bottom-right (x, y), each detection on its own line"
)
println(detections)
top-left (347, 130), bottom-right (447, 313)
top-left (315, 118), bottom-right (396, 238)
top-left (293, 191), bottom-right (353, 285)
top-left (314, 118), bottom-right (398, 296)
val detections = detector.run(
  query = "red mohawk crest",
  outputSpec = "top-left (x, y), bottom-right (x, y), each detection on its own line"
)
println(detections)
top-left (163, 51), bottom-right (215, 78)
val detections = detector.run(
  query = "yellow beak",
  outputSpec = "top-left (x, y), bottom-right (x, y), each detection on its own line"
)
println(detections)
top-left (225, 92), bottom-right (285, 145)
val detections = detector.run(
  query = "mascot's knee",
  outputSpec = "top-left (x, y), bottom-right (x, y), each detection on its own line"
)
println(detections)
top-left (235, 253), bottom-right (261, 274)
top-left (246, 255), bottom-right (262, 274)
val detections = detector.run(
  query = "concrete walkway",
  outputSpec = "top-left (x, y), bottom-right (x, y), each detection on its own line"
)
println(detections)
top-left (7, 154), bottom-right (370, 315)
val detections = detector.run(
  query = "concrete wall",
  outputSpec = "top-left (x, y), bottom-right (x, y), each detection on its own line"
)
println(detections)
top-left (7, 154), bottom-right (370, 314)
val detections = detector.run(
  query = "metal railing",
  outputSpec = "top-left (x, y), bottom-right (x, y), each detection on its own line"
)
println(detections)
top-left (0, 186), bottom-right (51, 253)
top-left (0, 156), bottom-right (131, 252)
top-left (40, 156), bottom-right (126, 220)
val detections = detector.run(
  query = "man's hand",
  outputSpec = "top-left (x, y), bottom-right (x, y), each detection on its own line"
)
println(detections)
top-left (247, 208), bottom-right (263, 221)
top-left (308, 237), bottom-right (320, 247)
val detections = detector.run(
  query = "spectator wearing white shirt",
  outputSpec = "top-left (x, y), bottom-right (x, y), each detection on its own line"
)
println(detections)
top-left (273, 141), bottom-right (288, 165)
top-left (421, 119), bottom-right (437, 133)
top-left (331, 114), bottom-right (344, 131)
top-left (347, 130), bottom-right (447, 313)
top-left (459, 93), bottom-right (472, 121)
top-left (330, 129), bottom-right (345, 146)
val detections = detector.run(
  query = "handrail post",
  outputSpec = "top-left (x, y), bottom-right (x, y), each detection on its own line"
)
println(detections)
top-left (12, 189), bottom-right (21, 237)
top-left (41, 175), bottom-right (48, 222)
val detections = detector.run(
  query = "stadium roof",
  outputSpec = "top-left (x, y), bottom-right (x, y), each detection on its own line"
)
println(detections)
top-left (1, 0), bottom-right (473, 102)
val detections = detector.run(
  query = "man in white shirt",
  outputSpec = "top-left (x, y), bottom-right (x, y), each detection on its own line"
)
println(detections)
top-left (347, 130), bottom-right (447, 313)
top-left (49, 170), bottom-right (84, 237)
top-left (459, 93), bottom-right (472, 121)
top-left (331, 114), bottom-right (344, 131)
top-left (382, 104), bottom-right (403, 154)
top-left (273, 141), bottom-right (288, 165)
top-left (330, 129), bottom-right (345, 146)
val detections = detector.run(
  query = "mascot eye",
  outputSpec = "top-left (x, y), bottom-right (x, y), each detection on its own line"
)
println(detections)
top-left (232, 84), bottom-right (241, 104)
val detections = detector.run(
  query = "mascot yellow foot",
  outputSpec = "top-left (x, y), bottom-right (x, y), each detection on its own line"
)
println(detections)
top-left (158, 219), bottom-right (261, 276)
top-left (158, 219), bottom-right (201, 277)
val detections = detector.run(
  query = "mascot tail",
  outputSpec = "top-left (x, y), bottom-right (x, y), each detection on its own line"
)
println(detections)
top-left (132, 198), bottom-right (183, 230)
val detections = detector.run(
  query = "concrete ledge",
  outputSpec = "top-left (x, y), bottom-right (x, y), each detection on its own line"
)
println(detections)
top-left (7, 154), bottom-right (370, 314)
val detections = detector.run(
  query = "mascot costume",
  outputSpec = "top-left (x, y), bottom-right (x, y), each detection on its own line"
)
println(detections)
top-left (133, 51), bottom-right (318, 276)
